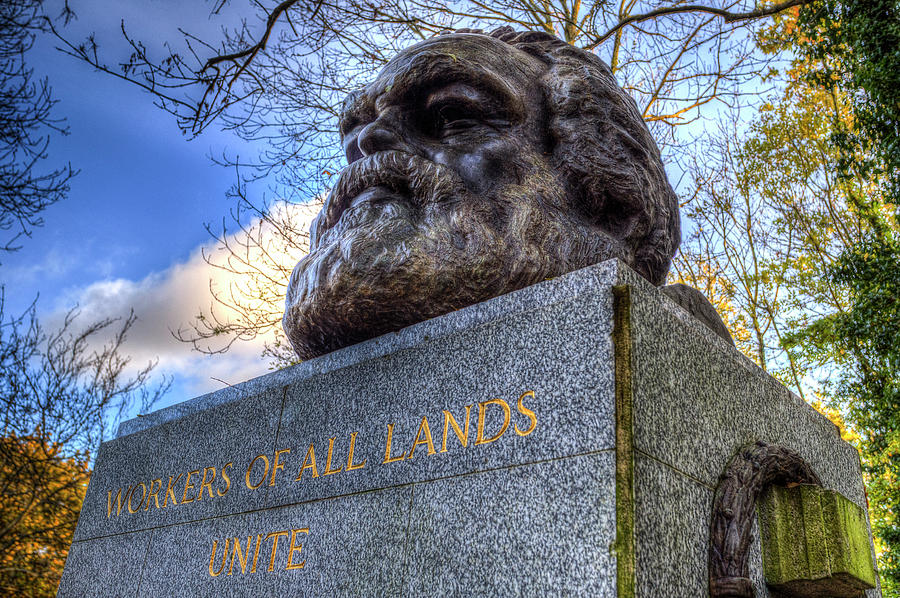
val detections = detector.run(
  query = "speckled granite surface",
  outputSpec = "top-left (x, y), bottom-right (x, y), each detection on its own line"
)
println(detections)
top-left (58, 260), bottom-right (879, 597)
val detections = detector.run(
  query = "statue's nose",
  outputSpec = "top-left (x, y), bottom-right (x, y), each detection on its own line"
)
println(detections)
top-left (356, 116), bottom-right (410, 156)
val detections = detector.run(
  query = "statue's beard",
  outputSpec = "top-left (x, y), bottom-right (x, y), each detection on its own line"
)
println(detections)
top-left (283, 151), bottom-right (629, 360)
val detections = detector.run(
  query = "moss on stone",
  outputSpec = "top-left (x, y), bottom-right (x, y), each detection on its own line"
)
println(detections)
top-left (612, 285), bottom-right (635, 598)
top-left (759, 485), bottom-right (876, 597)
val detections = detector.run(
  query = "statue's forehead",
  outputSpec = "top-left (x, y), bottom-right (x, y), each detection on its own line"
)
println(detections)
top-left (342, 35), bottom-right (546, 122)
top-left (380, 35), bottom-right (539, 77)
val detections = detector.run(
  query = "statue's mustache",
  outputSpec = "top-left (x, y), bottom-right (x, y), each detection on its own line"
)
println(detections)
top-left (312, 151), bottom-right (466, 247)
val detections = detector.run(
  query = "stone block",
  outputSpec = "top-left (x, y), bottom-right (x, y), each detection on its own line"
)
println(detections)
top-left (73, 385), bottom-right (284, 541)
top-left (266, 280), bottom-right (618, 509)
top-left (58, 260), bottom-right (880, 597)
top-left (633, 454), bottom-right (711, 596)
top-left (57, 530), bottom-right (152, 598)
top-left (623, 266), bottom-right (866, 506)
top-left (137, 487), bottom-right (411, 597)
top-left (402, 453), bottom-right (617, 597)
top-left (759, 485), bottom-right (877, 597)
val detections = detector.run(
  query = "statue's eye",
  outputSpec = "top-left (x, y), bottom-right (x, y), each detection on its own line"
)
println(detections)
top-left (432, 102), bottom-right (477, 136)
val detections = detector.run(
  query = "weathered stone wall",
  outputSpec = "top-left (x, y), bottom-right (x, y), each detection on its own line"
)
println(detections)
top-left (58, 260), bottom-right (878, 597)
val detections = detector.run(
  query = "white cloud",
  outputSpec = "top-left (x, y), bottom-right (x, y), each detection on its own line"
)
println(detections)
top-left (42, 201), bottom-right (320, 398)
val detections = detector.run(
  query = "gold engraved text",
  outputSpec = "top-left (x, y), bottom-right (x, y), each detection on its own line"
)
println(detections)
top-left (207, 528), bottom-right (310, 577)
top-left (102, 392), bottom-right (537, 522)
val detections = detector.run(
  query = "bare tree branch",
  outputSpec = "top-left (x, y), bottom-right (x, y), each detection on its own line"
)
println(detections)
top-left (593, 0), bottom-right (813, 46)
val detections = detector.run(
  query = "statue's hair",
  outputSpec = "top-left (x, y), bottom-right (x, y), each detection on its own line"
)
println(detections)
top-left (441, 26), bottom-right (680, 285)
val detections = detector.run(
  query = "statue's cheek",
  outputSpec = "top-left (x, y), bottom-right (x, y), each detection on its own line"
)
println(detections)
top-left (430, 140), bottom-right (521, 192)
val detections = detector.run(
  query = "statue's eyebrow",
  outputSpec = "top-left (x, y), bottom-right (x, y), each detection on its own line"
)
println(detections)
top-left (375, 56), bottom-right (526, 118)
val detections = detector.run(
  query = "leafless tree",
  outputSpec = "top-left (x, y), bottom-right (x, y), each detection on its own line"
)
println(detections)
top-left (0, 0), bottom-right (76, 256)
top-left (0, 5), bottom-right (169, 592)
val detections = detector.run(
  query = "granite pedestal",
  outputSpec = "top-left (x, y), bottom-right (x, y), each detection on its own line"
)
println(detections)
top-left (57, 260), bottom-right (880, 597)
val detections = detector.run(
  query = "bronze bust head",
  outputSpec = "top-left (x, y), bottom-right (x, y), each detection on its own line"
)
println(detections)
top-left (283, 28), bottom-right (684, 360)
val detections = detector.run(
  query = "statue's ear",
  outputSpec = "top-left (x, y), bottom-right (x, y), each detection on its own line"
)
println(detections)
top-left (659, 283), bottom-right (735, 346)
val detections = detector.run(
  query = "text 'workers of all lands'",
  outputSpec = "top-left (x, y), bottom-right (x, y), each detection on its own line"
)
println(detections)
top-left (105, 390), bottom-right (538, 520)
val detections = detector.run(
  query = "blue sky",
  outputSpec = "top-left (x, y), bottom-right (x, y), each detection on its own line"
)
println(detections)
top-left (2, 0), bottom-right (315, 413)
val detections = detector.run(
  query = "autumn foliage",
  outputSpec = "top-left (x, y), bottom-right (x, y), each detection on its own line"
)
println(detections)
top-left (0, 434), bottom-right (89, 597)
